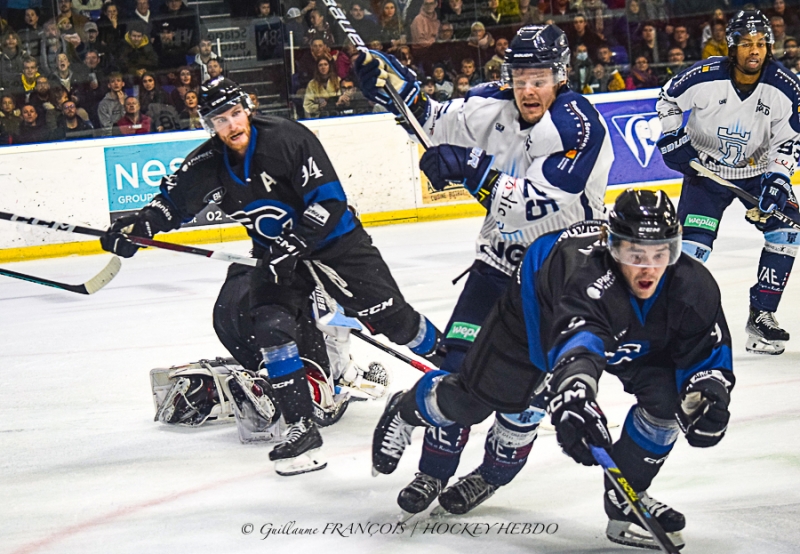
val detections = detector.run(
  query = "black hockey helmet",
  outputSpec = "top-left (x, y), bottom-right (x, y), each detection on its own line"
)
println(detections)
top-left (726, 9), bottom-right (774, 60)
top-left (607, 189), bottom-right (682, 267)
top-left (502, 24), bottom-right (570, 84)
top-left (198, 76), bottom-right (255, 135)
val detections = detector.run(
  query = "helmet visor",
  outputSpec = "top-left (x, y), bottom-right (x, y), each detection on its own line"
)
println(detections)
top-left (608, 233), bottom-right (682, 268)
top-left (200, 97), bottom-right (250, 135)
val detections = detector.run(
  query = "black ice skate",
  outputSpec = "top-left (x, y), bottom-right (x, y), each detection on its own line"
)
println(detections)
top-left (268, 417), bottom-right (326, 476)
top-left (746, 307), bottom-right (790, 355)
top-left (431, 469), bottom-right (497, 516)
top-left (397, 472), bottom-right (445, 520)
top-left (604, 488), bottom-right (686, 550)
top-left (372, 391), bottom-right (415, 476)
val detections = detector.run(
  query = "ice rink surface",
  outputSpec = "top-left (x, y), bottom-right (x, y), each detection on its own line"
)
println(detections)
top-left (2, 201), bottom-right (800, 554)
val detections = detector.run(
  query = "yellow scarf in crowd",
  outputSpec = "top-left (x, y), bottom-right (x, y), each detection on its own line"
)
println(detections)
top-left (21, 72), bottom-right (40, 92)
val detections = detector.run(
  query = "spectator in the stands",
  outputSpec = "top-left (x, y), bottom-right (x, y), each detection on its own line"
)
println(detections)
top-left (54, 98), bottom-right (94, 140)
top-left (0, 95), bottom-right (22, 136)
top-left (431, 63), bottom-right (453, 100)
top-left (50, 0), bottom-right (90, 44)
top-left (350, 0), bottom-right (381, 43)
top-left (441, 0), bottom-right (476, 39)
top-left (771, 16), bottom-right (789, 59)
top-left (10, 56), bottom-right (41, 106)
top-left (670, 24), bottom-right (700, 62)
top-left (701, 18), bottom-right (727, 59)
top-left (303, 55), bottom-right (340, 118)
top-left (118, 20), bottom-right (159, 79)
top-left (113, 95), bottom-right (152, 135)
top-left (483, 36), bottom-right (508, 76)
top-left (137, 71), bottom-right (169, 114)
top-left (191, 37), bottom-right (218, 83)
top-left (395, 45), bottom-right (423, 76)
top-left (97, 2), bottom-right (125, 56)
top-left (178, 89), bottom-right (202, 129)
top-left (98, 71), bottom-right (126, 128)
top-left (582, 0), bottom-right (611, 42)
top-left (12, 103), bottom-right (54, 143)
top-left (467, 21), bottom-right (495, 58)
top-left (480, 0), bottom-right (519, 28)
top-left (567, 12), bottom-right (603, 58)
top-left (569, 43), bottom-right (596, 92)
top-left (19, 9), bottom-right (44, 59)
top-left (589, 62), bottom-right (625, 92)
top-left (154, 21), bottom-right (187, 81)
top-left (283, 8), bottom-right (308, 44)
top-left (660, 46), bottom-right (691, 85)
top-left (437, 21), bottom-right (455, 42)
top-left (626, 54), bottom-right (658, 89)
top-left (632, 21), bottom-right (669, 65)
top-left (517, 0), bottom-right (541, 25)
top-left (410, 0), bottom-right (440, 49)
top-left (336, 38), bottom-right (358, 80)
top-left (304, 9), bottom-right (335, 48)
top-left (76, 22), bottom-right (111, 63)
top-left (613, 0), bottom-right (643, 52)
top-left (767, 0), bottom-right (800, 38)
top-left (540, 0), bottom-right (574, 23)
top-left (40, 20), bottom-right (80, 75)
top-left (74, 50), bottom-right (107, 127)
top-left (169, 65), bottom-right (198, 112)
top-left (637, 0), bottom-right (668, 30)
top-left (206, 58), bottom-right (223, 80)
top-left (28, 75), bottom-right (57, 118)
top-left (49, 51), bottom-right (89, 96)
top-left (0, 32), bottom-right (26, 87)
top-left (700, 9), bottom-right (725, 50)
top-left (461, 57), bottom-right (482, 86)
top-left (156, 0), bottom-right (204, 53)
top-left (256, 0), bottom-right (273, 17)
top-left (451, 73), bottom-right (471, 98)
top-left (781, 36), bottom-right (800, 69)
top-left (129, 0), bottom-right (153, 36)
top-left (334, 76), bottom-right (372, 115)
top-left (379, 0), bottom-right (407, 50)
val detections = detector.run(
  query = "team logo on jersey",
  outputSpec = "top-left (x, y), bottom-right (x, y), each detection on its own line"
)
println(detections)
top-left (606, 341), bottom-right (649, 365)
top-left (756, 100), bottom-right (771, 116)
top-left (586, 270), bottom-right (615, 299)
top-left (495, 122), bottom-right (505, 132)
top-left (611, 112), bottom-right (661, 168)
top-left (717, 125), bottom-right (751, 166)
top-left (202, 186), bottom-right (226, 204)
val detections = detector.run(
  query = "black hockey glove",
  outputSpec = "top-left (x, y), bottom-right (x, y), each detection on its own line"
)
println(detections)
top-left (547, 379), bottom-right (611, 466)
top-left (676, 369), bottom-right (734, 448)
top-left (656, 127), bottom-right (699, 176)
top-left (100, 197), bottom-right (179, 258)
top-left (420, 145), bottom-right (497, 203)
top-left (759, 172), bottom-right (793, 214)
top-left (265, 231), bottom-right (308, 285)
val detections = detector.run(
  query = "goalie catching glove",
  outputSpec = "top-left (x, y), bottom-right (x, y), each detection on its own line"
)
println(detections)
top-left (547, 378), bottom-right (612, 466)
top-left (676, 369), bottom-right (734, 448)
top-left (100, 196), bottom-right (180, 258)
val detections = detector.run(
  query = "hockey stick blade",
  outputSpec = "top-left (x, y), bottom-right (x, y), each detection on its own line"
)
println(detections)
top-left (0, 255), bottom-right (121, 295)
top-left (351, 330), bottom-right (435, 373)
top-left (0, 210), bottom-right (259, 267)
top-left (590, 445), bottom-right (681, 554)
top-left (689, 160), bottom-right (800, 232)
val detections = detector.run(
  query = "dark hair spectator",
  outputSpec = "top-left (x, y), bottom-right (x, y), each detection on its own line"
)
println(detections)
top-left (18, 9), bottom-right (44, 60)
top-left (154, 21), bottom-right (188, 81)
top-left (451, 72), bottom-right (471, 98)
top-left (766, 0), bottom-right (800, 38)
top-left (97, 2), bottom-right (126, 57)
top-left (0, 94), bottom-right (21, 136)
top-left (54, 97), bottom-right (94, 140)
top-left (379, 0), bottom-right (407, 50)
top-left (613, 0), bottom-right (643, 54)
top-left (155, 0), bottom-right (206, 52)
top-left (304, 9), bottom-right (335, 48)
top-left (178, 89), bottom-right (202, 129)
top-left (138, 71), bottom-right (170, 114)
top-left (567, 12), bottom-right (604, 59)
top-left (484, 36), bottom-right (508, 77)
top-left (440, 0), bottom-right (477, 40)
top-left (670, 25), bottom-right (700, 62)
top-left (781, 36), bottom-right (800, 70)
top-left (431, 64), bottom-right (453, 100)
top-left (303, 55), bottom-right (340, 118)
top-left (12, 103), bottom-right (54, 144)
top-left (410, 0), bottom-right (440, 50)
top-left (349, 0), bottom-right (381, 44)
top-left (659, 46), bottom-right (691, 85)
top-left (0, 32), bottom-right (27, 86)
top-left (169, 65), bottom-right (199, 113)
top-left (334, 77), bottom-right (373, 115)
top-left (626, 55), bottom-right (659, 89)
top-left (701, 18), bottom-right (728, 59)
top-left (631, 21), bottom-right (669, 65)
top-left (569, 44), bottom-right (597, 92)
top-left (97, 71), bottom-right (126, 128)
top-left (460, 57), bottom-right (482, 86)
top-left (118, 19), bottom-right (159, 78)
top-left (51, 0), bottom-right (91, 44)
top-left (40, 20), bottom-right (80, 76)
top-left (772, 15), bottom-right (789, 59)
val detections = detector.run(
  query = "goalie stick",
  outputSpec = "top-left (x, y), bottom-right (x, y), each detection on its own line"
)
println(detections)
top-left (0, 211), bottom-right (259, 267)
top-left (0, 255), bottom-right (121, 294)
top-left (590, 445), bottom-right (681, 554)
top-left (689, 160), bottom-right (800, 232)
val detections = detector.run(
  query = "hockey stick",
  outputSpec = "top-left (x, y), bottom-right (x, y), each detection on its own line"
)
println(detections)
top-left (317, 0), bottom-right (432, 149)
top-left (0, 211), bottom-right (259, 267)
top-left (0, 255), bottom-right (121, 295)
top-left (351, 329), bottom-right (435, 373)
top-left (689, 160), bottom-right (800, 232)
top-left (590, 445), bottom-right (681, 554)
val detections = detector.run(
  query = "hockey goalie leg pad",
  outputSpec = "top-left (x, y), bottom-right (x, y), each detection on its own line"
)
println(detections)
top-left (227, 369), bottom-right (282, 443)
top-left (152, 361), bottom-right (235, 426)
top-left (305, 358), bottom-right (350, 427)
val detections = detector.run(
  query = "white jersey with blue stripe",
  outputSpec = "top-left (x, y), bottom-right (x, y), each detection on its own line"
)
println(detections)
top-left (657, 57), bottom-right (800, 180)
top-left (422, 83), bottom-right (613, 275)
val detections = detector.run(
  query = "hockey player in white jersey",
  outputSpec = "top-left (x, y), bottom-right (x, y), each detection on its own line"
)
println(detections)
top-left (656, 9), bottom-right (800, 355)
top-left (355, 24), bottom-right (613, 516)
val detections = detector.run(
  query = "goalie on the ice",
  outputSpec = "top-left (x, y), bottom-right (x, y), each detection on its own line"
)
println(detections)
top-left (100, 76), bottom-right (445, 476)
top-left (150, 262), bottom-right (391, 441)
top-left (372, 190), bottom-right (735, 550)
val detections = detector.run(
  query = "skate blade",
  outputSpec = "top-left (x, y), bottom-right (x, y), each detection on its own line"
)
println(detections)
top-left (606, 520), bottom-right (685, 550)
top-left (745, 335), bottom-right (786, 355)
top-left (430, 504), bottom-right (452, 517)
top-left (274, 448), bottom-right (327, 476)
top-left (398, 510), bottom-right (419, 524)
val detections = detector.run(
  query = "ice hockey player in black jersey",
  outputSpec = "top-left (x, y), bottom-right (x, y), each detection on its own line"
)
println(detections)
top-left (100, 76), bottom-right (444, 476)
top-left (372, 190), bottom-right (735, 549)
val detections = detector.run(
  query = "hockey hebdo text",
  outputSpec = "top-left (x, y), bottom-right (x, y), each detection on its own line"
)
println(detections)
top-left (240, 520), bottom-right (559, 539)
